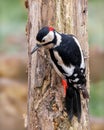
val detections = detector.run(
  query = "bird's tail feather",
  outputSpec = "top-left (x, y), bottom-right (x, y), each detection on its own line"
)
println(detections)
top-left (65, 86), bottom-right (81, 122)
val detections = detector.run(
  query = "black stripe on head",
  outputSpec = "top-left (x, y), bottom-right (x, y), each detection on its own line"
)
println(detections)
top-left (36, 27), bottom-right (49, 42)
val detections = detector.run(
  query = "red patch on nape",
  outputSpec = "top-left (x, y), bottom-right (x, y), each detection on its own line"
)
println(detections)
top-left (49, 26), bottom-right (54, 31)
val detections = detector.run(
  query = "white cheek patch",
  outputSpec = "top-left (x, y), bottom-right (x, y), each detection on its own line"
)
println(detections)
top-left (43, 31), bottom-right (54, 43)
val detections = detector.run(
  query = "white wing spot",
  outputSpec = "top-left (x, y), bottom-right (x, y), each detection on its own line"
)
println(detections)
top-left (73, 78), bottom-right (79, 82)
top-left (81, 69), bottom-right (84, 73)
top-left (74, 84), bottom-right (77, 88)
top-left (74, 73), bottom-right (78, 77)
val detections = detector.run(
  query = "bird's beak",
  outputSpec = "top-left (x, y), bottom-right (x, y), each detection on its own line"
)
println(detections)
top-left (31, 44), bottom-right (42, 55)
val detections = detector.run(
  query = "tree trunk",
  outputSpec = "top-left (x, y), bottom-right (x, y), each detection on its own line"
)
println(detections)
top-left (26, 0), bottom-right (89, 130)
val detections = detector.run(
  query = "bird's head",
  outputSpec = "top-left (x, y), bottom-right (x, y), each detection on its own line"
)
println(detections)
top-left (31, 26), bottom-right (56, 54)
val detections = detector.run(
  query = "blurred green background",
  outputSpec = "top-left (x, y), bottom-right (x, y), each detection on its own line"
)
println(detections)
top-left (0, 0), bottom-right (27, 54)
top-left (88, 0), bottom-right (104, 118)
top-left (0, 0), bottom-right (104, 130)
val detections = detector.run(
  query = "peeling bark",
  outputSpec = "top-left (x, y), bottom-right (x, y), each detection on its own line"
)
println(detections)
top-left (27, 0), bottom-right (89, 130)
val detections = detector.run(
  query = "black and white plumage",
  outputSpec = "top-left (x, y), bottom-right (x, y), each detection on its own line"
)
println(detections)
top-left (31, 26), bottom-right (89, 122)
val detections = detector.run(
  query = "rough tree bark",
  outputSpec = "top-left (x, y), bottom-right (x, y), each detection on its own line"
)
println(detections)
top-left (26, 0), bottom-right (89, 130)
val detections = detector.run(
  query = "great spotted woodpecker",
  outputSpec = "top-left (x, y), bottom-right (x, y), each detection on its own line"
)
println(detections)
top-left (31, 26), bottom-right (89, 121)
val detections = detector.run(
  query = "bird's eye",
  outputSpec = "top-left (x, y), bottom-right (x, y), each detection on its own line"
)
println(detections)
top-left (42, 39), bottom-right (45, 42)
